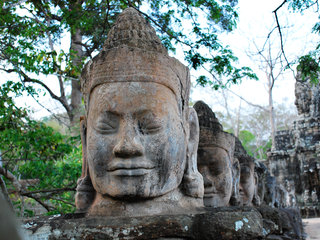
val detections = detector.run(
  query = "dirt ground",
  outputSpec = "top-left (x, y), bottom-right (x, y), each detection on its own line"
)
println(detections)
top-left (303, 218), bottom-right (320, 240)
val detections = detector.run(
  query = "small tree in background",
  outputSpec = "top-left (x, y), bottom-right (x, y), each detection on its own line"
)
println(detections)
top-left (0, 81), bottom-right (81, 216)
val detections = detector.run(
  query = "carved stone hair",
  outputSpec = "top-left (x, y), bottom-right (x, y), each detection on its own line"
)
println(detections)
top-left (194, 100), bottom-right (234, 157)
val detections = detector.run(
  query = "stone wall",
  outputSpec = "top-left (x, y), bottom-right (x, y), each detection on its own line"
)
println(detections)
top-left (267, 76), bottom-right (320, 217)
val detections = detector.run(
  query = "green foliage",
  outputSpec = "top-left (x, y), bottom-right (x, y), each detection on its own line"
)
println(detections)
top-left (0, 81), bottom-right (72, 168)
top-left (297, 53), bottom-right (320, 84)
top-left (238, 130), bottom-right (255, 156)
top-left (18, 146), bottom-right (82, 215)
top-left (0, 0), bottom-right (256, 95)
top-left (287, 0), bottom-right (317, 12)
top-left (239, 130), bottom-right (271, 160)
top-left (0, 81), bottom-right (80, 215)
top-left (286, 0), bottom-right (320, 83)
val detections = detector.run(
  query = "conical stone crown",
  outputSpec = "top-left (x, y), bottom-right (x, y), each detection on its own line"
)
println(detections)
top-left (104, 7), bottom-right (167, 54)
top-left (194, 101), bottom-right (234, 155)
top-left (194, 101), bottom-right (223, 133)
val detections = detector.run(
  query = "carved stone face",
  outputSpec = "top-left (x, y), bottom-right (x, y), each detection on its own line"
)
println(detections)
top-left (86, 82), bottom-right (186, 199)
top-left (239, 163), bottom-right (255, 206)
top-left (197, 146), bottom-right (232, 207)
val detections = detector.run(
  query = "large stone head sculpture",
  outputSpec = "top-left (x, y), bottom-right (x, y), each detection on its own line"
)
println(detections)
top-left (234, 138), bottom-right (259, 206)
top-left (75, 7), bottom-right (203, 216)
top-left (194, 101), bottom-right (239, 207)
top-left (254, 161), bottom-right (267, 206)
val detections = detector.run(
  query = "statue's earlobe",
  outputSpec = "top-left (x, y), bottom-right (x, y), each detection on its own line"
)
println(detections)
top-left (230, 159), bottom-right (241, 206)
top-left (182, 107), bottom-right (204, 198)
top-left (252, 172), bottom-right (261, 206)
top-left (75, 116), bottom-right (95, 212)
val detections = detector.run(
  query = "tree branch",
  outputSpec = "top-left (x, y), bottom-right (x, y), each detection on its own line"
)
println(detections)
top-left (50, 197), bottom-right (75, 207)
top-left (273, 0), bottom-right (293, 71)
top-left (2, 0), bottom-right (28, 9)
top-left (202, 62), bottom-right (268, 111)
top-left (23, 187), bottom-right (75, 195)
top-left (0, 63), bottom-right (70, 126)
top-left (0, 166), bottom-right (22, 193)
top-left (0, 177), bottom-right (13, 209)
top-left (21, 74), bottom-right (71, 114)
top-left (0, 68), bottom-right (16, 73)
top-left (128, 5), bottom-right (193, 49)
top-left (226, 88), bottom-right (268, 111)
top-left (22, 194), bottom-right (52, 212)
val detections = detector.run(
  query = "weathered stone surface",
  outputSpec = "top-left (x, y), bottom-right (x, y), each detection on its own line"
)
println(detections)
top-left (234, 137), bottom-right (260, 206)
top-left (268, 75), bottom-right (320, 216)
top-left (0, 194), bottom-right (22, 240)
top-left (295, 75), bottom-right (320, 117)
top-left (194, 101), bottom-right (265, 208)
top-left (257, 207), bottom-right (305, 239)
top-left (76, 7), bottom-right (203, 217)
top-left (194, 101), bottom-right (239, 207)
top-left (22, 207), bottom-right (306, 240)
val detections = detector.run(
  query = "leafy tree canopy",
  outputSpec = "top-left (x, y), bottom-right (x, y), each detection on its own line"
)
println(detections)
top-left (0, 81), bottom-right (80, 216)
top-left (0, 0), bottom-right (257, 124)
top-left (280, 0), bottom-right (320, 83)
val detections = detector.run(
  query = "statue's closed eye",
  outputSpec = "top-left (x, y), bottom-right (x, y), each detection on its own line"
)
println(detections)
top-left (209, 164), bottom-right (224, 176)
top-left (96, 122), bottom-right (117, 134)
top-left (138, 115), bottom-right (163, 135)
top-left (95, 112), bottom-right (119, 134)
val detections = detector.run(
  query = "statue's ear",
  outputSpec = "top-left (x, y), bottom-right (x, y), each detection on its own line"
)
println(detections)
top-left (80, 116), bottom-right (88, 178)
top-left (75, 116), bottom-right (95, 212)
top-left (252, 172), bottom-right (261, 206)
top-left (230, 159), bottom-right (241, 206)
top-left (254, 172), bottom-right (258, 185)
top-left (182, 107), bottom-right (204, 198)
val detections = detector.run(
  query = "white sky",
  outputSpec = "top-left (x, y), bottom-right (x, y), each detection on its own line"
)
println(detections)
top-left (191, 0), bottom-right (319, 113)
top-left (11, 0), bottom-right (320, 120)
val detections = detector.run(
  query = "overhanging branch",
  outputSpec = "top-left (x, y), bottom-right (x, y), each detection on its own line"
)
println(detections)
top-left (24, 187), bottom-right (75, 195)
top-left (0, 166), bottom-right (22, 193)
top-left (273, 0), bottom-right (293, 71)
top-left (20, 72), bottom-right (71, 114)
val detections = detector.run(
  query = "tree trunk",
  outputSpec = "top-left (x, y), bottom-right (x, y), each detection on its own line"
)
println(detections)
top-left (69, 28), bottom-right (83, 127)
top-left (268, 79), bottom-right (276, 150)
top-left (235, 100), bottom-right (242, 137)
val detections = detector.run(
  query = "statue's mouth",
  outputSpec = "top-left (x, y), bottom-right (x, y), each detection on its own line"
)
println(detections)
top-left (203, 193), bottom-right (215, 198)
top-left (109, 168), bottom-right (153, 176)
top-left (203, 189), bottom-right (218, 197)
top-left (107, 159), bottom-right (154, 176)
top-left (239, 192), bottom-right (246, 199)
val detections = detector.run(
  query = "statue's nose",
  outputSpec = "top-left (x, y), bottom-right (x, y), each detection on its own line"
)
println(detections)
top-left (202, 172), bottom-right (213, 189)
top-left (113, 123), bottom-right (143, 158)
top-left (203, 175), bottom-right (213, 188)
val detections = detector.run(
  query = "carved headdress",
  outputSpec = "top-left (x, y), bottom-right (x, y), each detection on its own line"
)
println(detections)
top-left (81, 7), bottom-right (190, 117)
top-left (234, 136), bottom-right (254, 165)
top-left (193, 101), bottom-right (235, 157)
top-left (76, 8), bottom-right (201, 212)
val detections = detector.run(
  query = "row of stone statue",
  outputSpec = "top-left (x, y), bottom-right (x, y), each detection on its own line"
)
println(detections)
top-left (74, 7), bottom-right (293, 217)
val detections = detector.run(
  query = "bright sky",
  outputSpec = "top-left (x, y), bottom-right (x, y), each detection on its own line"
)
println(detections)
top-left (12, 0), bottom-right (320, 120)
top-left (191, 0), bottom-right (319, 113)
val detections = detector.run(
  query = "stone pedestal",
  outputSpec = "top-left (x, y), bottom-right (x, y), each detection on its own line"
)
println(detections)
top-left (22, 207), bottom-right (304, 240)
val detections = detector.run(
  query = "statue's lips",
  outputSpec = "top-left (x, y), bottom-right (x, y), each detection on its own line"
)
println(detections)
top-left (203, 193), bottom-right (216, 198)
top-left (107, 159), bottom-right (154, 176)
top-left (239, 192), bottom-right (245, 197)
top-left (204, 188), bottom-right (218, 198)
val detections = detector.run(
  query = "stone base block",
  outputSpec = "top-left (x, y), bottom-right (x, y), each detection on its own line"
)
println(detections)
top-left (22, 207), bottom-right (304, 240)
